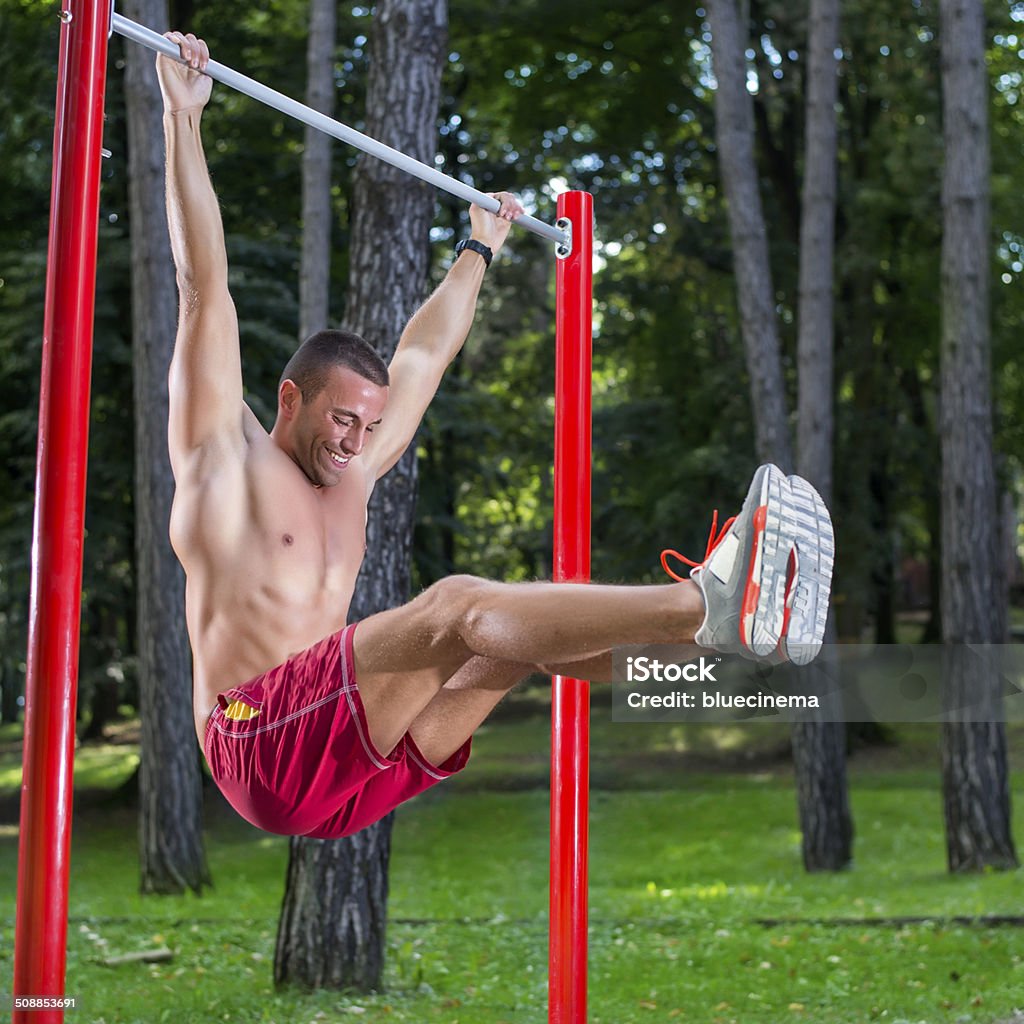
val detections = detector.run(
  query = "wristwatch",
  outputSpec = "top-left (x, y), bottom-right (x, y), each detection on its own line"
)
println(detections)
top-left (454, 238), bottom-right (493, 268)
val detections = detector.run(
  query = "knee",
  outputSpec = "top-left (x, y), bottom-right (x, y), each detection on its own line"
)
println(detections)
top-left (419, 574), bottom-right (493, 641)
top-left (423, 574), bottom-right (489, 609)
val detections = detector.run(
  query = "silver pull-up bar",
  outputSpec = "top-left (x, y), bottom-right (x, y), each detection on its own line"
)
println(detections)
top-left (110, 12), bottom-right (572, 254)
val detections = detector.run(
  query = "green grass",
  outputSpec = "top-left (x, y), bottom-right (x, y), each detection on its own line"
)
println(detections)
top-left (1, 713), bottom-right (1023, 1023)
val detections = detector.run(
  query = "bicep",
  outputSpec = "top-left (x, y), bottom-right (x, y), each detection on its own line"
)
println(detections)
top-left (168, 286), bottom-right (245, 462)
top-left (363, 347), bottom-right (445, 480)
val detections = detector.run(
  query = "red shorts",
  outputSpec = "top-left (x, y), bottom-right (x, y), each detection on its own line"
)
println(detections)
top-left (202, 623), bottom-right (471, 838)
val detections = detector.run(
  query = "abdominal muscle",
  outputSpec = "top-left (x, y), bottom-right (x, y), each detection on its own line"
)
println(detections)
top-left (188, 581), bottom-right (355, 745)
top-left (175, 435), bottom-right (369, 746)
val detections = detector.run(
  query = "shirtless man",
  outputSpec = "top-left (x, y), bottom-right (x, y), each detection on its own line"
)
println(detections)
top-left (158, 33), bottom-right (834, 838)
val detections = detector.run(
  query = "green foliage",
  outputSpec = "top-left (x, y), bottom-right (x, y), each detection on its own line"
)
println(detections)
top-left (0, 2), bottom-right (137, 719)
top-left (1, 0), bottom-right (1022, 719)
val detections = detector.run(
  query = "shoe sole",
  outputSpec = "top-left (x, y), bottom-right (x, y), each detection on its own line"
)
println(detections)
top-left (780, 475), bottom-right (834, 665)
top-left (744, 464), bottom-right (791, 656)
top-left (744, 469), bottom-right (835, 662)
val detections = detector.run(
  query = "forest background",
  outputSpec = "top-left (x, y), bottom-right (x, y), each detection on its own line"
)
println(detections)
top-left (2, 0), bottom-right (1024, 1016)
top-left (1, 0), bottom-right (1023, 730)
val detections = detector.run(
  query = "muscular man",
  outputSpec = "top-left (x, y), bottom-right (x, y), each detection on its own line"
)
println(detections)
top-left (158, 34), bottom-right (834, 838)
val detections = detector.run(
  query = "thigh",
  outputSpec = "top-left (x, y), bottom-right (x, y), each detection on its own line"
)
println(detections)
top-left (351, 577), bottom-right (484, 758)
top-left (406, 656), bottom-right (532, 767)
top-left (406, 650), bottom-right (622, 767)
top-left (539, 651), bottom-right (615, 683)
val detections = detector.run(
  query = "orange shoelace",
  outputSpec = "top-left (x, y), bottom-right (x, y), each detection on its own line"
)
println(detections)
top-left (660, 510), bottom-right (737, 582)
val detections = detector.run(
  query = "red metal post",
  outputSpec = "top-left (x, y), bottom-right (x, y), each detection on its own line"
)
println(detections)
top-left (549, 190), bottom-right (593, 1024)
top-left (13, 1), bottom-right (110, 1020)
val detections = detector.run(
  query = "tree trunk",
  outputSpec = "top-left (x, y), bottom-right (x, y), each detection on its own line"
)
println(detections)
top-left (80, 678), bottom-right (120, 741)
top-left (705, 0), bottom-right (793, 470)
top-left (937, 0), bottom-right (1016, 872)
top-left (900, 364), bottom-right (943, 642)
top-left (298, 0), bottom-right (336, 341)
top-left (275, 825), bottom-right (392, 989)
top-left (792, 0), bottom-right (852, 872)
top-left (124, 0), bottom-right (211, 895)
top-left (274, 0), bottom-right (447, 991)
top-left (707, 0), bottom-right (852, 872)
top-left (869, 460), bottom-right (896, 644)
top-left (796, 0), bottom-right (838, 507)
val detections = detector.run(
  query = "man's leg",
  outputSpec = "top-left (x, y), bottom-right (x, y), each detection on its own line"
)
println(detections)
top-left (406, 649), bottom-right (632, 767)
top-left (354, 463), bottom-right (835, 756)
top-left (353, 577), bottom-right (704, 756)
top-left (402, 641), bottom-right (703, 766)
top-left (403, 657), bottom-right (529, 768)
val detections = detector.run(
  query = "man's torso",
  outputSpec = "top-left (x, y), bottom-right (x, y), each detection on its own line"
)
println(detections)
top-left (171, 407), bottom-right (369, 743)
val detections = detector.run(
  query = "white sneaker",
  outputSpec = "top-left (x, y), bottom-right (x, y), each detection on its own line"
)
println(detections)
top-left (660, 464), bottom-right (834, 665)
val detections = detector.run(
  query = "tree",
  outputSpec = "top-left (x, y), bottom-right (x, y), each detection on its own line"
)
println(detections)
top-left (937, 0), bottom-right (1016, 873)
top-left (123, 0), bottom-right (211, 895)
top-left (705, 0), bottom-right (792, 469)
top-left (706, 0), bottom-right (852, 871)
top-left (0, 0), bottom-right (138, 738)
top-left (791, 0), bottom-right (852, 873)
top-left (796, 0), bottom-right (838, 508)
top-left (298, 0), bottom-right (336, 341)
top-left (274, 0), bottom-right (448, 990)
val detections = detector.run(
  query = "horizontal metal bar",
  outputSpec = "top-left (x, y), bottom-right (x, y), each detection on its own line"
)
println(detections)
top-left (111, 13), bottom-right (570, 251)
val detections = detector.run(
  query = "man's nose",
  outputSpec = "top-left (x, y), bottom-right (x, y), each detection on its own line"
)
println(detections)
top-left (340, 427), bottom-right (365, 455)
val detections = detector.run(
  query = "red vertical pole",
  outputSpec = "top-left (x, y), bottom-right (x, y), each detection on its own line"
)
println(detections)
top-left (549, 190), bottom-right (593, 1024)
top-left (13, 1), bottom-right (110, 1020)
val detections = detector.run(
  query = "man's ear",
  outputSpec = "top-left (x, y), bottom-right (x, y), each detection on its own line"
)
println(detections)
top-left (278, 379), bottom-right (302, 419)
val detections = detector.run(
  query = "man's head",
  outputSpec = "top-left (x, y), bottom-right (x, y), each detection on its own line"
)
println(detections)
top-left (280, 329), bottom-right (389, 398)
top-left (274, 330), bottom-right (390, 487)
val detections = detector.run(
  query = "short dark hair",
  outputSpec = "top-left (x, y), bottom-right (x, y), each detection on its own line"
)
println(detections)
top-left (280, 329), bottom-right (389, 400)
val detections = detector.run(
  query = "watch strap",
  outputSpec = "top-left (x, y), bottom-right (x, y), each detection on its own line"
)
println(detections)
top-left (455, 238), bottom-right (493, 267)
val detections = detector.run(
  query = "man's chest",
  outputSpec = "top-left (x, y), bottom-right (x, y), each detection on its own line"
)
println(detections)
top-left (246, 467), bottom-right (368, 595)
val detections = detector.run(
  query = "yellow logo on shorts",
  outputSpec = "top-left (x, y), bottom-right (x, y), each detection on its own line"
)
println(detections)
top-left (223, 699), bottom-right (260, 722)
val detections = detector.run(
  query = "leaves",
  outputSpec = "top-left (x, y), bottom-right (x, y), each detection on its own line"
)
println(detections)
top-left (1, 0), bottom-right (1021, 722)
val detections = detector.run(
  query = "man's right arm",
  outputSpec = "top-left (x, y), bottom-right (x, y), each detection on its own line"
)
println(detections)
top-left (158, 33), bottom-right (244, 478)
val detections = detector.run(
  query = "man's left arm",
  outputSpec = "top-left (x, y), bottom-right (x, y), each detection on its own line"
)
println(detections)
top-left (361, 192), bottom-right (523, 482)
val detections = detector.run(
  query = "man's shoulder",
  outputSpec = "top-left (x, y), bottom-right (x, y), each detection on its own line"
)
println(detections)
top-left (170, 402), bottom-right (260, 481)
top-left (197, 403), bottom-right (272, 468)
top-left (241, 402), bottom-right (273, 443)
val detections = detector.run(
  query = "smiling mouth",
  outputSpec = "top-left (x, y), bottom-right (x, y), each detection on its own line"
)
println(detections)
top-left (325, 446), bottom-right (350, 469)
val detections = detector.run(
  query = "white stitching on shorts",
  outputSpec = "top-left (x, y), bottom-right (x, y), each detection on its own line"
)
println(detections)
top-left (207, 639), bottom-right (357, 739)
top-left (341, 625), bottom-right (395, 771)
top-left (208, 685), bottom-right (356, 738)
top-left (404, 742), bottom-right (450, 781)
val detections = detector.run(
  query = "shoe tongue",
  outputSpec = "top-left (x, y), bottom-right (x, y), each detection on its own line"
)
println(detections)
top-left (707, 531), bottom-right (740, 584)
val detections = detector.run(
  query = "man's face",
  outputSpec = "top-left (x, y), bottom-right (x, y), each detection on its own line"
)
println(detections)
top-left (287, 365), bottom-right (388, 487)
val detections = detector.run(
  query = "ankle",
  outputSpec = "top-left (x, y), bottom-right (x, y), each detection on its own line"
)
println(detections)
top-left (677, 579), bottom-right (706, 632)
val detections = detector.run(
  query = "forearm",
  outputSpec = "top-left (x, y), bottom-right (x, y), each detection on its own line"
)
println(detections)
top-left (397, 249), bottom-right (488, 364)
top-left (163, 108), bottom-right (229, 295)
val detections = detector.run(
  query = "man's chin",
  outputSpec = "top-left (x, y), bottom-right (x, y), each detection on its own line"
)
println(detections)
top-left (314, 455), bottom-right (348, 487)
top-left (297, 460), bottom-right (336, 488)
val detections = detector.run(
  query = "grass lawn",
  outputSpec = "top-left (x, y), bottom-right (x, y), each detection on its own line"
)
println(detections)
top-left (0, 707), bottom-right (1023, 1023)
